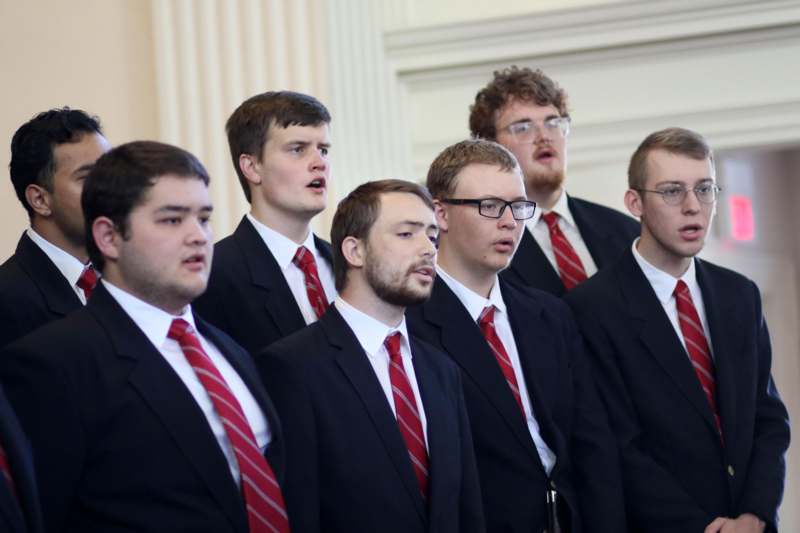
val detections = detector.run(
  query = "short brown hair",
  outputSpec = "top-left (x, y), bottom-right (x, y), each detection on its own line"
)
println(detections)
top-left (226, 91), bottom-right (330, 202)
top-left (331, 179), bottom-right (434, 291)
top-left (426, 139), bottom-right (519, 199)
top-left (628, 127), bottom-right (714, 189)
top-left (469, 66), bottom-right (569, 140)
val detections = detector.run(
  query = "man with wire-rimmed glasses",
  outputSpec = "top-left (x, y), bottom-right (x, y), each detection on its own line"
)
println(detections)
top-left (565, 127), bottom-right (790, 533)
top-left (470, 66), bottom-right (639, 296)
top-left (407, 138), bottom-right (626, 533)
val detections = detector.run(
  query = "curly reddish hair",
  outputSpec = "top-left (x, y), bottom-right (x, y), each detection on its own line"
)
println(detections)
top-left (469, 66), bottom-right (570, 140)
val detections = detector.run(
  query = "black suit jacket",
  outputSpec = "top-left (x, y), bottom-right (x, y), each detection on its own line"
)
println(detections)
top-left (407, 278), bottom-right (625, 533)
top-left (0, 233), bottom-right (82, 347)
top-left (0, 385), bottom-right (43, 533)
top-left (195, 216), bottom-right (334, 355)
top-left (565, 250), bottom-right (790, 532)
top-left (502, 196), bottom-right (640, 296)
top-left (0, 283), bottom-right (286, 533)
top-left (256, 306), bottom-right (485, 533)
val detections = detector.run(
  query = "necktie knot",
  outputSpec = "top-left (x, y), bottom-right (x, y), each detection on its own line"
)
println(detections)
top-left (77, 265), bottom-right (99, 299)
top-left (292, 246), bottom-right (314, 268)
top-left (478, 306), bottom-right (496, 329)
top-left (674, 279), bottom-right (689, 297)
top-left (167, 318), bottom-right (193, 344)
top-left (384, 332), bottom-right (402, 363)
top-left (542, 211), bottom-right (559, 229)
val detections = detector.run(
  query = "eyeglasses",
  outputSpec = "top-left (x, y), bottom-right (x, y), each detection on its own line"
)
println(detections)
top-left (442, 198), bottom-right (536, 220)
top-left (634, 183), bottom-right (721, 206)
top-left (499, 116), bottom-right (570, 143)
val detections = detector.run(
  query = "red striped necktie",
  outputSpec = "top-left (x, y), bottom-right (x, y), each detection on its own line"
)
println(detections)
top-left (542, 212), bottom-right (588, 290)
top-left (673, 281), bottom-right (722, 437)
top-left (384, 332), bottom-right (429, 499)
top-left (168, 319), bottom-right (291, 532)
top-left (478, 306), bottom-right (525, 417)
top-left (292, 246), bottom-right (329, 319)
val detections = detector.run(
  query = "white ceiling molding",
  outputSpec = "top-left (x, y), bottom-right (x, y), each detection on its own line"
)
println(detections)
top-left (385, 0), bottom-right (800, 78)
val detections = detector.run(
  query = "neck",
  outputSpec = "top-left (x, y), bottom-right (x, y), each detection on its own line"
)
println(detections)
top-left (31, 220), bottom-right (88, 263)
top-left (102, 269), bottom-right (189, 316)
top-left (437, 246), bottom-right (495, 298)
top-left (526, 185), bottom-right (562, 211)
top-left (249, 204), bottom-right (313, 244)
top-left (635, 237), bottom-right (692, 278)
top-left (339, 283), bottom-right (405, 328)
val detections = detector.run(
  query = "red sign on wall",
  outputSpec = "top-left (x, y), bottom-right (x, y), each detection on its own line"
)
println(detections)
top-left (728, 195), bottom-right (754, 241)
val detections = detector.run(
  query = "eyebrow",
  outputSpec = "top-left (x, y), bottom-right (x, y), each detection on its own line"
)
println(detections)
top-left (286, 140), bottom-right (332, 149)
top-left (73, 163), bottom-right (96, 175)
top-left (154, 205), bottom-right (213, 214)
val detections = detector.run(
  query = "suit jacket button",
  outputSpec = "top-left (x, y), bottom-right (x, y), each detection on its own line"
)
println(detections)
top-left (727, 465), bottom-right (735, 476)
top-left (550, 480), bottom-right (557, 490)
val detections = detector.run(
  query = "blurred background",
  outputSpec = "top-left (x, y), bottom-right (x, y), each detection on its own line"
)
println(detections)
top-left (1, 0), bottom-right (798, 527)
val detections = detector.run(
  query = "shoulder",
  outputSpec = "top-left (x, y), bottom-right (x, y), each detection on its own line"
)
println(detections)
top-left (260, 321), bottom-right (329, 366)
top-left (569, 196), bottom-right (639, 230)
top-left (0, 252), bottom-right (36, 296)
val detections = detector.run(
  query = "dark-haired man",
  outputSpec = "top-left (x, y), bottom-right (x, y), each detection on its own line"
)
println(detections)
top-left (407, 139), bottom-right (625, 532)
top-left (470, 67), bottom-right (639, 295)
top-left (0, 108), bottom-right (110, 346)
top-left (0, 141), bottom-right (289, 533)
top-left (257, 180), bottom-right (484, 533)
top-left (195, 91), bottom-right (335, 354)
top-left (565, 128), bottom-right (790, 532)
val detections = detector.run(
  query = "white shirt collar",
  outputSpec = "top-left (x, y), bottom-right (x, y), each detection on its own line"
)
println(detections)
top-left (526, 188), bottom-right (575, 232)
top-left (631, 238), bottom-right (698, 305)
top-left (26, 228), bottom-right (87, 288)
top-left (334, 296), bottom-right (411, 359)
top-left (102, 279), bottom-right (197, 350)
top-left (435, 266), bottom-right (506, 322)
top-left (246, 213), bottom-right (318, 270)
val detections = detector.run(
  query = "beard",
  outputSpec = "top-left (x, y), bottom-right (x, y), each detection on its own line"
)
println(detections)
top-left (365, 254), bottom-right (432, 307)
top-left (525, 167), bottom-right (565, 197)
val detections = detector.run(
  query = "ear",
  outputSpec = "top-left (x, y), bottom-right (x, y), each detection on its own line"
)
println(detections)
top-left (341, 235), bottom-right (366, 269)
top-left (238, 154), bottom-right (262, 187)
top-left (624, 189), bottom-right (643, 218)
top-left (433, 199), bottom-right (449, 232)
top-left (24, 184), bottom-right (53, 217)
top-left (92, 216), bottom-right (122, 264)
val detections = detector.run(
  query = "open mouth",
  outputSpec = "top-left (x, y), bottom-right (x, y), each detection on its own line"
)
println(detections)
top-left (493, 238), bottom-right (516, 253)
top-left (411, 264), bottom-right (435, 282)
top-left (307, 177), bottom-right (327, 190)
top-left (535, 148), bottom-right (555, 163)
top-left (678, 223), bottom-right (704, 240)
top-left (183, 253), bottom-right (206, 269)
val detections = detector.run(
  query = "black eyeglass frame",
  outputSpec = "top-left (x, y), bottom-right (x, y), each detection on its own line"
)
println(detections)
top-left (441, 198), bottom-right (537, 220)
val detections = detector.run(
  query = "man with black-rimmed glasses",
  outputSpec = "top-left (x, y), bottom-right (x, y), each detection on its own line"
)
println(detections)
top-left (470, 66), bottom-right (639, 296)
top-left (407, 139), bottom-right (626, 533)
top-left (565, 128), bottom-right (790, 533)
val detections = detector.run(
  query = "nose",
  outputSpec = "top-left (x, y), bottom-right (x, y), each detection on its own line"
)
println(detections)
top-left (187, 216), bottom-right (211, 245)
top-left (681, 189), bottom-right (702, 214)
top-left (498, 205), bottom-right (519, 229)
top-left (310, 149), bottom-right (327, 172)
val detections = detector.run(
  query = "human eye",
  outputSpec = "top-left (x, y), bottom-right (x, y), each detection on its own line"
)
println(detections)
top-left (320, 146), bottom-right (329, 156)
top-left (695, 183), bottom-right (714, 194)
top-left (480, 198), bottom-right (503, 216)
top-left (508, 122), bottom-right (532, 136)
top-left (660, 186), bottom-right (685, 199)
top-left (160, 216), bottom-right (183, 226)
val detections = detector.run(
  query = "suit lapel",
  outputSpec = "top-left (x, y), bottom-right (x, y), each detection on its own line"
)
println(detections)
top-left (16, 233), bottom-right (82, 316)
top-left (233, 218), bottom-right (307, 337)
top-left (618, 252), bottom-right (719, 435)
top-left (422, 280), bottom-right (539, 458)
top-left (89, 285), bottom-right (248, 532)
top-left (696, 260), bottom-right (740, 446)
top-left (321, 308), bottom-right (427, 522)
top-left (507, 230), bottom-right (565, 295)
top-left (195, 316), bottom-right (287, 481)
top-left (502, 283), bottom-right (558, 428)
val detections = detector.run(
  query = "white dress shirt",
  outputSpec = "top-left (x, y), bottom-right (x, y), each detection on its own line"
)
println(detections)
top-left (631, 240), bottom-right (715, 358)
top-left (27, 228), bottom-right (90, 304)
top-left (247, 214), bottom-right (336, 325)
top-left (436, 266), bottom-right (557, 474)
top-left (334, 296), bottom-right (429, 448)
top-left (103, 280), bottom-right (271, 484)
top-left (527, 189), bottom-right (598, 278)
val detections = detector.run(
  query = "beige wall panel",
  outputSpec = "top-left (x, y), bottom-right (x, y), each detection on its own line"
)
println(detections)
top-left (0, 0), bottom-right (158, 260)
